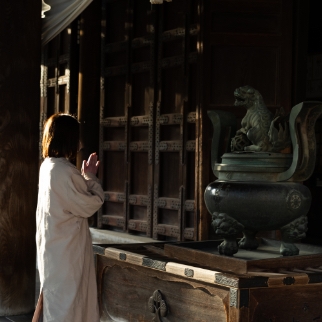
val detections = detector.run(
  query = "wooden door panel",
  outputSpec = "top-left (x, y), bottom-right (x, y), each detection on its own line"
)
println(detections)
top-left (153, 0), bottom-right (198, 241)
top-left (98, 0), bottom-right (129, 231)
top-left (99, 0), bottom-right (155, 237)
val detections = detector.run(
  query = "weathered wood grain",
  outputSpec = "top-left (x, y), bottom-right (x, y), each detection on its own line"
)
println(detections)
top-left (0, 0), bottom-right (40, 315)
top-left (97, 256), bottom-right (229, 322)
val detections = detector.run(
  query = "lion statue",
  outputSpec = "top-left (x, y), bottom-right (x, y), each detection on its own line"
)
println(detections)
top-left (231, 85), bottom-right (291, 152)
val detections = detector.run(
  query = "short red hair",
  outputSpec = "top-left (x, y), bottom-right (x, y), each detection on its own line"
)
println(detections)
top-left (42, 113), bottom-right (79, 160)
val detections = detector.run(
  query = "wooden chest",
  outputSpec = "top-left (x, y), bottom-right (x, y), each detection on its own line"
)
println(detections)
top-left (94, 239), bottom-right (322, 322)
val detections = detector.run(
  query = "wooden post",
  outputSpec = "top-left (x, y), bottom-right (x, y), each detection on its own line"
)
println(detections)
top-left (77, 0), bottom-right (101, 169)
top-left (0, 0), bottom-right (41, 316)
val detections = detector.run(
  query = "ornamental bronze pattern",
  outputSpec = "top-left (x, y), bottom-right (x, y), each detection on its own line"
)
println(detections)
top-left (119, 253), bottom-right (127, 261)
top-left (229, 288), bottom-right (238, 308)
top-left (184, 268), bottom-right (194, 278)
top-left (123, 181), bottom-right (128, 231)
top-left (157, 226), bottom-right (166, 235)
top-left (140, 222), bottom-right (148, 232)
top-left (162, 24), bottom-right (198, 42)
top-left (187, 112), bottom-right (196, 123)
top-left (184, 200), bottom-right (195, 212)
top-left (116, 218), bottom-right (125, 227)
top-left (131, 61), bottom-right (151, 74)
top-left (128, 195), bottom-right (137, 205)
top-left (186, 140), bottom-right (196, 152)
top-left (128, 221), bottom-right (136, 230)
top-left (143, 259), bottom-right (167, 271)
top-left (132, 35), bottom-right (152, 48)
top-left (148, 290), bottom-right (168, 322)
top-left (183, 229), bottom-right (194, 239)
top-left (148, 103), bottom-right (154, 165)
top-left (147, 184), bottom-right (152, 236)
top-left (155, 103), bottom-right (161, 165)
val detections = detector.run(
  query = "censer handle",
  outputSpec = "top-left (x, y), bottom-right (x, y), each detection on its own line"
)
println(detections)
top-left (207, 110), bottom-right (237, 177)
top-left (277, 101), bottom-right (322, 182)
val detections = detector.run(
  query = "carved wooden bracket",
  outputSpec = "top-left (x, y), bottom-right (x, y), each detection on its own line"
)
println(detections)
top-left (148, 290), bottom-right (168, 322)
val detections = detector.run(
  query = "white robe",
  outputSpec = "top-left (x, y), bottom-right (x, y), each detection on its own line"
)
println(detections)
top-left (36, 157), bottom-right (104, 322)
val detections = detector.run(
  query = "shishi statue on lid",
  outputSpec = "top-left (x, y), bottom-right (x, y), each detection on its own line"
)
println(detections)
top-left (231, 85), bottom-right (291, 152)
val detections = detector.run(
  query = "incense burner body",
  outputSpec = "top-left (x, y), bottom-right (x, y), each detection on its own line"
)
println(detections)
top-left (205, 181), bottom-right (311, 232)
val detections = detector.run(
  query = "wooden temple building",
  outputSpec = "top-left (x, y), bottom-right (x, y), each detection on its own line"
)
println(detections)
top-left (2, 0), bottom-right (322, 320)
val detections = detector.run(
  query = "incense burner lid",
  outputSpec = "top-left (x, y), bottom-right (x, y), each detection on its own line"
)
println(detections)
top-left (215, 151), bottom-right (293, 182)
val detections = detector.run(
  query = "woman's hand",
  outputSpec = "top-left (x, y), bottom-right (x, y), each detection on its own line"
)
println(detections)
top-left (82, 153), bottom-right (99, 175)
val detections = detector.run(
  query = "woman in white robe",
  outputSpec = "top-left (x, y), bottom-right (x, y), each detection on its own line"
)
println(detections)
top-left (33, 113), bottom-right (104, 322)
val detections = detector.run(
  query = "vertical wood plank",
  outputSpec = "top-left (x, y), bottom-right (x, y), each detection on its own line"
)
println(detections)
top-left (97, 0), bottom-right (106, 228)
top-left (0, 0), bottom-right (40, 315)
top-left (194, 0), bottom-right (202, 241)
top-left (77, 0), bottom-right (101, 170)
top-left (198, 0), bottom-right (210, 240)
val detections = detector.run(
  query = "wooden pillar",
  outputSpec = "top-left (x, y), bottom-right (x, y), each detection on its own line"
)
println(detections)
top-left (0, 0), bottom-right (41, 316)
top-left (77, 0), bottom-right (101, 169)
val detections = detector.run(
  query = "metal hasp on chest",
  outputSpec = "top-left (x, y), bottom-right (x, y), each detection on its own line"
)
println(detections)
top-left (94, 240), bottom-right (322, 321)
top-left (204, 90), bottom-right (322, 257)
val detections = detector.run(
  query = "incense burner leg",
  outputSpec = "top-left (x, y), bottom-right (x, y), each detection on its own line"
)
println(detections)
top-left (238, 230), bottom-right (259, 250)
top-left (211, 212), bottom-right (244, 256)
top-left (280, 215), bottom-right (308, 256)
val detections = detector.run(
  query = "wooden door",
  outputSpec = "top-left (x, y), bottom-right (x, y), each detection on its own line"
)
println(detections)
top-left (98, 0), bottom-right (129, 231)
top-left (98, 0), bottom-right (200, 241)
top-left (98, 0), bottom-right (157, 237)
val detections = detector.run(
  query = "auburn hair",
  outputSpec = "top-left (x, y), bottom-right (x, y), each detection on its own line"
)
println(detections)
top-left (42, 113), bottom-right (80, 160)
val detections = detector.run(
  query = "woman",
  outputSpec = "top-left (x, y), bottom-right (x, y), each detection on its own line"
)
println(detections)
top-left (33, 113), bottom-right (104, 322)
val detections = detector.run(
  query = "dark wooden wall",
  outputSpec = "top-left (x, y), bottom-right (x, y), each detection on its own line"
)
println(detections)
top-left (0, 0), bottom-right (41, 315)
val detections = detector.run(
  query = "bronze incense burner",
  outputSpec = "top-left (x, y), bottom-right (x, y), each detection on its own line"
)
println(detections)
top-left (204, 86), bottom-right (322, 256)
